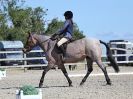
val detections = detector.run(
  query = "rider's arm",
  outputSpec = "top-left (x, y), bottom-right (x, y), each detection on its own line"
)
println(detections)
top-left (57, 20), bottom-right (69, 34)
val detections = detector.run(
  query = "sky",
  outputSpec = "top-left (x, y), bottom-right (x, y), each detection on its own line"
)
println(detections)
top-left (25, 0), bottom-right (133, 42)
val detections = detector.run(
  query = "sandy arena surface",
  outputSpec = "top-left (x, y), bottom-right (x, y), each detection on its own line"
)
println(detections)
top-left (0, 66), bottom-right (133, 99)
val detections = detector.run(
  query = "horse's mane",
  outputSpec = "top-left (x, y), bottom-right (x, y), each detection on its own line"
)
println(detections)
top-left (33, 34), bottom-right (51, 42)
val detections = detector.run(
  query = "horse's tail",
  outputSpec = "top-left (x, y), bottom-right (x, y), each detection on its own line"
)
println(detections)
top-left (99, 40), bottom-right (120, 73)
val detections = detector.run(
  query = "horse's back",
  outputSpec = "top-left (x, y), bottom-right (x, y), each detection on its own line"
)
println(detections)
top-left (66, 37), bottom-right (100, 54)
top-left (68, 38), bottom-right (86, 47)
top-left (68, 37), bottom-right (101, 60)
top-left (68, 37), bottom-right (100, 49)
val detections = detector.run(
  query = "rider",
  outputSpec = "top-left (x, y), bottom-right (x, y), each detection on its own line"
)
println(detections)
top-left (51, 11), bottom-right (73, 57)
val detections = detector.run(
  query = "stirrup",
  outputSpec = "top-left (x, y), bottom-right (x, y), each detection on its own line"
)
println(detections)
top-left (60, 54), bottom-right (65, 63)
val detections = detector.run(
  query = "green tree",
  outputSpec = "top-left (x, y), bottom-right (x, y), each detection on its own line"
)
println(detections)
top-left (45, 18), bottom-right (85, 40)
top-left (0, 0), bottom-right (30, 41)
top-left (73, 23), bottom-right (85, 40)
top-left (30, 7), bottom-right (47, 33)
top-left (45, 18), bottom-right (63, 35)
top-left (0, 13), bottom-right (9, 40)
top-left (0, 0), bottom-right (84, 42)
top-left (0, 0), bottom-right (47, 42)
top-left (8, 6), bottom-right (32, 41)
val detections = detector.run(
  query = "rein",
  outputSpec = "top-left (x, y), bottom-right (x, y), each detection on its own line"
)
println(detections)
top-left (40, 39), bottom-right (50, 44)
top-left (32, 36), bottom-right (51, 53)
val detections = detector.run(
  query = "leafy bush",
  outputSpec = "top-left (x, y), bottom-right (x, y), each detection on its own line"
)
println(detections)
top-left (0, 68), bottom-right (5, 71)
top-left (20, 85), bottom-right (39, 95)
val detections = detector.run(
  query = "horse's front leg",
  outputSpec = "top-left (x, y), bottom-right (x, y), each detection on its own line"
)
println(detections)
top-left (60, 64), bottom-right (73, 87)
top-left (39, 66), bottom-right (50, 88)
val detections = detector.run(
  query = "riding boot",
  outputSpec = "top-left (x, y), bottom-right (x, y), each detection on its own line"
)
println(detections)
top-left (59, 45), bottom-right (66, 57)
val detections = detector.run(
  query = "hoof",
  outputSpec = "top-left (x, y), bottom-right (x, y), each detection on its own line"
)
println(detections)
top-left (69, 84), bottom-right (73, 87)
top-left (107, 82), bottom-right (112, 85)
top-left (80, 82), bottom-right (84, 86)
top-left (69, 83), bottom-right (73, 87)
top-left (39, 83), bottom-right (43, 88)
top-left (69, 81), bottom-right (73, 87)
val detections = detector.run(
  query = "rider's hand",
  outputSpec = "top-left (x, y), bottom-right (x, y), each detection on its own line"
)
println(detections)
top-left (50, 33), bottom-right (58, 40)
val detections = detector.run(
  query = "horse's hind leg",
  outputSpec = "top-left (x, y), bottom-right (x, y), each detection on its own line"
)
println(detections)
top-left (39, 66), bottom-right (50, 88)
top-left (59, 64), bottom-right (72, 87)
top-left (96, 60), bottom-right (111, 85)
top-left (80, 57), bottom-right (93, 85)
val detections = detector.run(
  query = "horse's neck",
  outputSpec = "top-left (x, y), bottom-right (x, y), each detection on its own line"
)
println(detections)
top-left (34, 34), bottom-right (51, 51)
top-left (34, 34), bottom-right (50, 41)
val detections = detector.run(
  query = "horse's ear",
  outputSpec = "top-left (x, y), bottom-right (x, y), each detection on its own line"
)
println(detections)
top-left (28, 32), bottom-right (32, 37)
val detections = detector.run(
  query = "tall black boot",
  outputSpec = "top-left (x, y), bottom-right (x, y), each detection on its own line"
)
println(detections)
top-left (59, 45), bottom-right (66, 57)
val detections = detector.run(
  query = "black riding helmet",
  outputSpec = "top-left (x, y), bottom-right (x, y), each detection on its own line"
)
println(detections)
top-left (64, 11), bottom-right (73, 19)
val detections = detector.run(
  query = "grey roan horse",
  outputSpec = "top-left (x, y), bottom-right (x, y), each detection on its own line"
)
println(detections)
top-left (23, 33), bottom-right (119, 88)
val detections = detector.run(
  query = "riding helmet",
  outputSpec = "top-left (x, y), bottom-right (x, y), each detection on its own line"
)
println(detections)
top-left (64, 11), bottom-right (73, 19)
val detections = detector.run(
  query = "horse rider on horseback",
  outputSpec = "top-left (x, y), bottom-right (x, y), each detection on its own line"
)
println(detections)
top-left (51, 11), bottom-right (74, 57)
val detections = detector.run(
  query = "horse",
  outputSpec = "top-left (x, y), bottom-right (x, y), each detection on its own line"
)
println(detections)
top-left (23, 33), bottom-right (120, 88)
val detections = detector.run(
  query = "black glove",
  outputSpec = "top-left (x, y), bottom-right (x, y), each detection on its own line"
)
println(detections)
top-left (50, 33), bottom-right (58, 40)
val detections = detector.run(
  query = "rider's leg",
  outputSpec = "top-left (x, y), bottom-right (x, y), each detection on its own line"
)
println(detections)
top-left (57, 38), bottom-right (68, 56)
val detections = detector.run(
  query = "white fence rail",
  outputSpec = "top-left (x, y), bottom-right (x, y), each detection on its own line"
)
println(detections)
top-left (0, 49), bottom-right (133, 68)
top-left (0, 50), bottom-right (47, 68)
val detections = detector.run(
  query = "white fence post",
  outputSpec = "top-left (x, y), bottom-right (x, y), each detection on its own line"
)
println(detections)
top-left (114, 50), bottom-right (117, 61)
top-left (24, 53), bottom-right (27, 72)
top-left (24, 53), bottom-right (27, 66)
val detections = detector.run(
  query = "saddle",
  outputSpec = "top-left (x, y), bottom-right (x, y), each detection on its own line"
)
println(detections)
top-left (55, 39), bottom-right (69, 54)
top-left (51, 33), bottom-right (76, 54)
